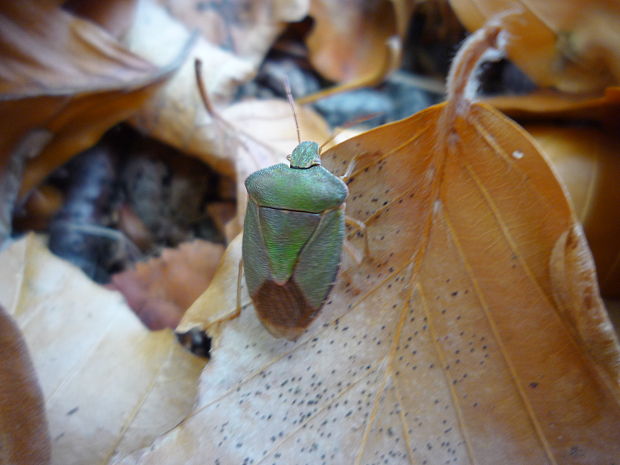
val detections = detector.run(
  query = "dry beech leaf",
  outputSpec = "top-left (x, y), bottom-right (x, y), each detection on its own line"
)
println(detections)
top-left (306, 0), bottom-right (409, 83)
top-left (0, 305), bottom-right (51, 465)
top-left (484, 86), bottom-right (620, 123)
top-left (0, 2), bottom-right (184, 240)
top-left (119, 30), bottom-right (620, 465)
top-left (549, 226), bottom-right (620, 375)
top-left (222, 99), bottom-right (331, 159)
top-left (109, 239), bottom-right (225, 330)
top-left (526, 124), bottom-right (620, 297)
top-left (125, 0), bottom-right (256, 176)
top-left (156, 0), bottom-right (309, 67)
top-left (0, 235), bottom-right (206, 465)
top-left (482, 88), bottom-right (620, 296)
top-left (449, 0), bottom-right (620, 93)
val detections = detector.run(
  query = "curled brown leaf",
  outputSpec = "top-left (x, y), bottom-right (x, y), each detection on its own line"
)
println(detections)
top-left (0, 305), bottom-right (50, 465)
top-left (0, 2), bottom-right (187, 241)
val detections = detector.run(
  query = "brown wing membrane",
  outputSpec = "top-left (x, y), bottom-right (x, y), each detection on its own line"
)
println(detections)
top-left (252, 279), bottom-right (319, 340)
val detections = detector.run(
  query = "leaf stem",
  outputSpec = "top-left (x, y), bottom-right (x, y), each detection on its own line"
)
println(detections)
top-left (442, 24), bottom-right (502, 136)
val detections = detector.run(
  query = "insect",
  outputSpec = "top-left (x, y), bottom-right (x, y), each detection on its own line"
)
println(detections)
top-left (242, 138), bottom-right (349, 340)
top-left (194, 59), bottom-right (360, 340)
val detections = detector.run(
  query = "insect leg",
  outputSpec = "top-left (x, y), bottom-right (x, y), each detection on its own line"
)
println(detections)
top-left (236, 258), bottom-right (244, 314)
top-left (343, 240), bottom-right (363, 265)
top-left (341, 157), bottom-right (358, 182)
top-left (340, 150), bottom-right (376, 182)
top-left (345, 215), bottom-right (370, 261)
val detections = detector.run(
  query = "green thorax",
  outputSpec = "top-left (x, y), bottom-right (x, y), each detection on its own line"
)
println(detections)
top-left (245, 141), bottom-right (348, 213)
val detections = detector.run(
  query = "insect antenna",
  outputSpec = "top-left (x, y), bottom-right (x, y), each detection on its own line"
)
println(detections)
top-left (195, 59), bottom-right (272, 170)
top-left (282, 76), bottom-right (301, 144)
top-left (195, 59), bottom-right (218, 118)
top-left (194, 58), bottom-right (235, 132)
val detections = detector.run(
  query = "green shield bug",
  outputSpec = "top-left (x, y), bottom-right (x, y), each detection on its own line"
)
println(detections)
top-left (242, 138), bottom-right (349, 340)
top-left (194, 59), bottom-right (361, 340)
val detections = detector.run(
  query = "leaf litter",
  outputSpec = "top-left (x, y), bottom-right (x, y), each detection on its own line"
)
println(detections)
top-left (1, 2), bottom-right (620, 464)
top-left (0, 1), bottom-right (190, 242)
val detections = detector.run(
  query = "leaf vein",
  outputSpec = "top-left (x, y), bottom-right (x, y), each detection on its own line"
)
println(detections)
top-left (441, 203), bottom-right (558, 464)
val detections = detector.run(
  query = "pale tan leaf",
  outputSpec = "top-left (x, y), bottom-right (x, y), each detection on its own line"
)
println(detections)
top-left (222, 99), bottom-right (331, 159)
top-left (125, 0), bottom-right (256, 176)
top-left (0, 235), bottom-right (206, 465)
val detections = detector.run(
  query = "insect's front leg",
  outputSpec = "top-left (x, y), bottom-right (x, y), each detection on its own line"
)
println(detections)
top-left (340, 155), bottom-right (371, 264)
top-left (340, 149), bottom-right (376, 183)
top-left (341, 157), bottom-right (358, 182)
top-left (236, 258), bottom-right (244, 315)
top-left (344, 215), bottom-right (370, 263)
